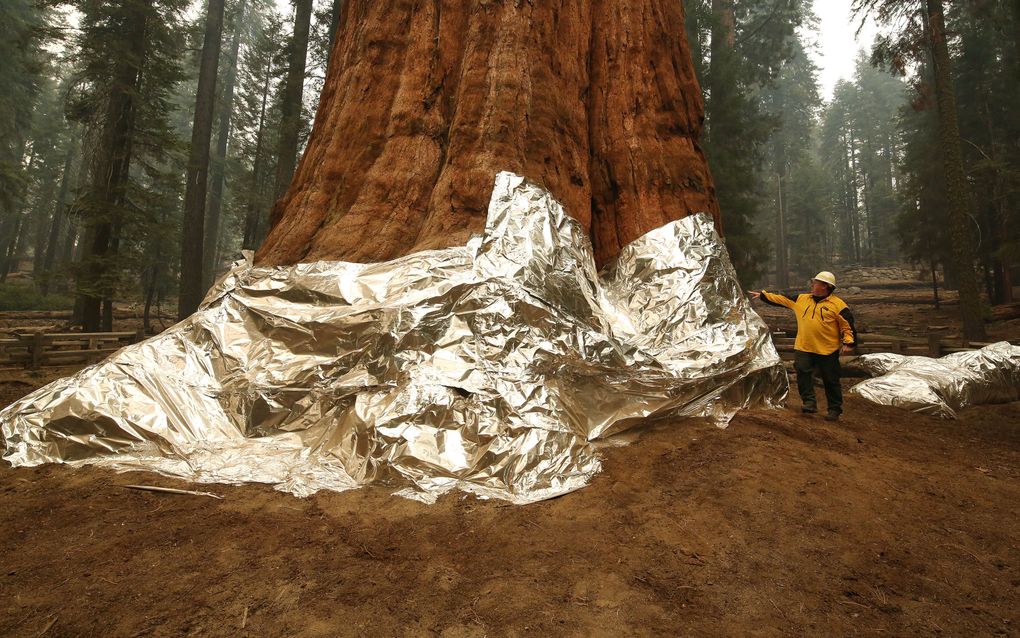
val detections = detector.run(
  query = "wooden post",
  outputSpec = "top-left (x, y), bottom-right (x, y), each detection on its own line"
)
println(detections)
top-left (927, 331), bottom-right (944, 357)
top-left (30, 332), bottom-right (44, 369)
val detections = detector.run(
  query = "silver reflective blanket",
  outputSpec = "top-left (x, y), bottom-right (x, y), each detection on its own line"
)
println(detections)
top-left (850, 342), bottom-right (1020, 418)
top-left (1, 172), bottom-right (786, 503)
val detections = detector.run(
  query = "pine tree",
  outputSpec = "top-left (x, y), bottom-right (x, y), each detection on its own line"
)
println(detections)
top-left (203, 0), bottom-right (247, 290)
top-left (68, 0), bottom-right (188, 330)
top-left (179, 0), bottom-right (226, 318)
top-left (760, 37), bottom-right (823, 287)
top-left (232, 1), bottom-right (285, 251)
top-left (271, 0), bottom-right (313, 202)
top-left (854, 0), bottom-right (987, 339)
top-left (0, 0), bottom-right (54, 278)
top-left (952, 0), bottom-right (1018, 304)
top-left (685, 0), bottom-right (814, 284)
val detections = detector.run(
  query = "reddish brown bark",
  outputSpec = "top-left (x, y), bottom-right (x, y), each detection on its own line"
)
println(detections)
top-left (256, 0), bottom-right (719, 268)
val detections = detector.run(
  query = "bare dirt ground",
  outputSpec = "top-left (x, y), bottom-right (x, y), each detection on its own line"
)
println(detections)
top-left (1, 283), bottom-right (1018, 637)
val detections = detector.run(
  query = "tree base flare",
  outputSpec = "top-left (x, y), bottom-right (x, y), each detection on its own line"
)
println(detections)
top-left (2, 173), bottom-right (783, 504)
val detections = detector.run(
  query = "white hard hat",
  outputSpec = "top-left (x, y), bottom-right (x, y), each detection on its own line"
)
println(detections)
top-left (813, 271), bottom-right (837, 287)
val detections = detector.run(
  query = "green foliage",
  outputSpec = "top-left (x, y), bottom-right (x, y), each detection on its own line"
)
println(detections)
top-left (4, 0), bottom-right (1011, 317)
top-left (0, 0), bottom-right (47, 212)
top-left (0, 280), bottom-right (72, 311)
top-left (952, 0), bottom-right (1020, 302)
top-left (877, 0), bottom-right (1020, 303)
top-left (685, 0), bottom-right (816, 285)
top-left (65, 0), bottom-right (189, 321)
top-left (819, 56), bottom-right (907, 266)
top-left (759, 37), bottom-right (825, 284)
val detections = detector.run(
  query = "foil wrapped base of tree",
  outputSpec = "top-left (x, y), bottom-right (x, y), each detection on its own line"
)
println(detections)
top-left (1, 172), bottom-right (786, 504)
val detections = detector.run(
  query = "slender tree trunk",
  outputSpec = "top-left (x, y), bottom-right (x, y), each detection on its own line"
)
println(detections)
top-left (0, 132), bottom-right (32, 279)
top-left (981, 101), bottom-right (1013, 304)
top-left (775, 172), bottom-right (788, 288)
top-left (848, 135), bottom-right (862, 263)
top-left (1, 217), bottom-right (24, 282)
top-left (39, 144), bottom-right (76, 294)
top-left (179, 0), bottom-right (226, 319)
top-left (272, 0), bottom-right (313, 201)
top-left (0, 148), bottom-right (35, 281)
top-left (1013, 0), bottom-right (1020, 83)
top-left (31, 168), bottom-right (60, 275)
top-left (203, 0), bottom-right (246, 290)
top-left (925, 0), bottom-right (987, 339)
top-left (241, 56), bottom-right (273, 251)
top-left (78, 0), bottom-right (148, 331)
top-left (864, 173), bottom-right (875, 266)
top-left (258, 1), bottom-right (719, 268)
top-left (705, 0), bottom-right (736, 235)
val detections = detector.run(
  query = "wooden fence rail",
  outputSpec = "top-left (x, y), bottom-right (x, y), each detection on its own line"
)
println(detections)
top-left (0, 331), bottom-right (142, 369)
top-left (771, 329), bottom-right (1020, 364)
top-left (1, 327), bottom-right (1015, 371)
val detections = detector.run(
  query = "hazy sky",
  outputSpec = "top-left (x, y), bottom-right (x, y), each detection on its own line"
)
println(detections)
top-left (810, 1), bottom-right (878, 100)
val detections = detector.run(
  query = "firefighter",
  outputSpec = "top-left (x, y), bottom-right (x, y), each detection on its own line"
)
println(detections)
top-left (750, 271), bottom-right (857, 421)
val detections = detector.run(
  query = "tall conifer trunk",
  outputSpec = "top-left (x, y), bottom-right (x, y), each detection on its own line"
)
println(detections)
top-left (272, 0), bottom-right (313, 200)
top-left (925, 0), bottom-right (987, 340)
top-left (257, 1), bottom-right (719, 269)
top-left (241, 56), bottom-right (273, 251)
top-left (203, 0), bottom-right (245, 289)
top-left (178, 0), bottom-right (225, 319)
top-left (78, 0), bottom-right (148, 331)
top-left (39, 144), bottom-right (76, 294)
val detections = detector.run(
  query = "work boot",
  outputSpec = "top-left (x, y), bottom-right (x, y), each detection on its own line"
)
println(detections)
top-left (801, 406), bottom-right (817, 414)
top-left (824, 412), bottom-right (840, 422)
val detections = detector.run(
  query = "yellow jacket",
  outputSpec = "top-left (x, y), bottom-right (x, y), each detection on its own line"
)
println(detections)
top-left (759, 291), bottom-right (857, 355)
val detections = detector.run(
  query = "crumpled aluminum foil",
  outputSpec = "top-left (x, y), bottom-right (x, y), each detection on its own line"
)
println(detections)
top-left (849, 341), bottom-right (1020, 418)
top-left (1, 172), bottom-right (786, 503)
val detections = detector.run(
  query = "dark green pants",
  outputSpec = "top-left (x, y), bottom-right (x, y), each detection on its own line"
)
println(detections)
top-left (793, 349), bottom-right (842, 416)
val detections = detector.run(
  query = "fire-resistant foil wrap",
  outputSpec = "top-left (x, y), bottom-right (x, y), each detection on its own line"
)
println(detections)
top-left (1, 172), bottom-right (786, 503)
top-left (849, 342), bottom-right (1020, 418)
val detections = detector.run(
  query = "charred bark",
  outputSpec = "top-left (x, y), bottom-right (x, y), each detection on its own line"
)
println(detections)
top-left (257, 0), bottom-right (719, 269)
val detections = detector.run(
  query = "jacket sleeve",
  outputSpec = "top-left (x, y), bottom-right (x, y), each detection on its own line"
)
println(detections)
top-left (759, 290), bottom-right (798, 310)
top-left (838, 307), bottom-right (857, 346)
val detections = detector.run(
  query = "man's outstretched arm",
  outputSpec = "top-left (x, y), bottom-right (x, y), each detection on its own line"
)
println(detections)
top-left (751, 290), bottom-right (798, 309)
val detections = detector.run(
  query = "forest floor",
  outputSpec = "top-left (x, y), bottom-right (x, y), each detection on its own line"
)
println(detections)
top-left (0, 274), bottom-right (1018, 637)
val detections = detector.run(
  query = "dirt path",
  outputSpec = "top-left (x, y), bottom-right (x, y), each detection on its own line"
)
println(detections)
top-left (1, 389), bottom-right (1018, 637)
top-left (2, 280), bottom-right (1019, 636)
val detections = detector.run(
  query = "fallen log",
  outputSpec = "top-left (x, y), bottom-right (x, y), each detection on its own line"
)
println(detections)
top-left (991, 302), bottom-right (1020, 322)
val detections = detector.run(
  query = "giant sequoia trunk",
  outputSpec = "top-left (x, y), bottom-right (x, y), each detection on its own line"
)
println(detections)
top-left (256, 1), bottom-right (719, 268)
